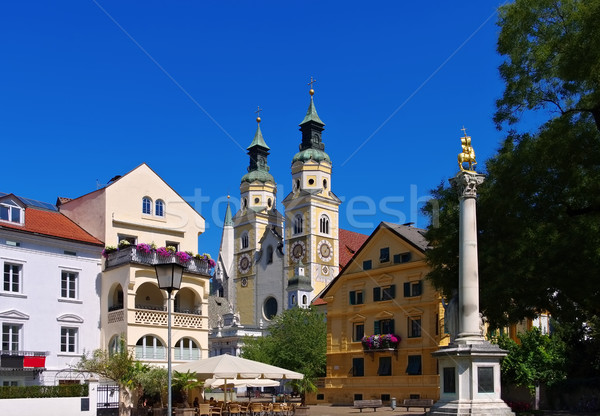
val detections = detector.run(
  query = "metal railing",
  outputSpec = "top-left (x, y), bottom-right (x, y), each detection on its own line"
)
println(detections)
top-left (104, 247), bottom-right (211, 276)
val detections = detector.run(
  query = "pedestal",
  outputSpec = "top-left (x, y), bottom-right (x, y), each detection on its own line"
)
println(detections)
top-left (429, 342), bottom-right (514, 415)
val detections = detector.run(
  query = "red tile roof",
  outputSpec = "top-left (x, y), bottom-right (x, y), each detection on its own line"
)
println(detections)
top-left (1, 208), bottom-right (103, 245)
top-left (338, 228), bottom-right (369, 268)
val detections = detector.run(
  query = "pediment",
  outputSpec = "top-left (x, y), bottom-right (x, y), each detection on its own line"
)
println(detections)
top-left (0, 309), bottom-right (30, 320)
top-left (57, 314), bottom-right (84, 323)
top-left (406, 307), bottom-right (424, 316)
top-left (374, 310), bottom-right (394, 319)
top-left (349, 313), bottom-right (366, 322)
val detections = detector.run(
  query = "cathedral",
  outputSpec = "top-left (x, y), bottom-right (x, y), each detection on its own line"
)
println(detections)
top-left (211, 87), bottom-right (362, 350)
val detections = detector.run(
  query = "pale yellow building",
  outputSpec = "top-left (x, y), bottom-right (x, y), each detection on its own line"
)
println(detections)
top-left (59, 163), bottom-right (211, 366)
top-left (316, 222), bottom-right (448, 405)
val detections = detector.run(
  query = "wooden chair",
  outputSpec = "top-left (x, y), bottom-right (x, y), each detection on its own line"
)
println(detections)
top-left (271, 403), bottom-right (284, 416)
top-left (239, 402), bottom-right (250, 416)
top-left (228, 403), bottom-right (242, 416)
top-left (210, 402), bottom-right (223, 416)
top-left (198, 404), bottom-right (211, 416)
top-left (249, 402), bottom-right (263, 416)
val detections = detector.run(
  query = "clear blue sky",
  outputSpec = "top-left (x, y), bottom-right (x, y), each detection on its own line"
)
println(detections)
top-left (1, 1), bottom-right (509, 258)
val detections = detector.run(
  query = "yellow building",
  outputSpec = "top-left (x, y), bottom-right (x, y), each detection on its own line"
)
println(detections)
top-left (58, 163), bottom-right (211, 365)
top-left (317, 222), bottom-right (448, 405)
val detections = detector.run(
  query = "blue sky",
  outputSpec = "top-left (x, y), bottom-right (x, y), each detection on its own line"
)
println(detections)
top-left (1, 1), bottom-right (509, 258)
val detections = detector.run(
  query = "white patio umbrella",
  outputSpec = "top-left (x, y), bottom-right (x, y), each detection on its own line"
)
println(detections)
top-left (174, 354), bottom-right (302, 402)
top-left (204, 378), bottom-right (280, 389)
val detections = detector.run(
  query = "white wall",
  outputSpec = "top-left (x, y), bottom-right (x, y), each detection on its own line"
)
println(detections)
top-left (0, 230), bottom-right (102, 386)
top-left (0, 379), bottom-right (98, 416)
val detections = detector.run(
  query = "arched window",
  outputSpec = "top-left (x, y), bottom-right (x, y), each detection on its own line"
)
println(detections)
top-left (319, 215), bottom-right (330, 234)
top-left (155, 199), bottom-right (165, 217)
top-left (174, 337), bottom-right (200, 360)
top-left (266, 246), bottom-right (273, 264)
top-left (264, 297), bottom-right (278, 320)
top-left (291, 294), bottom-right (296, 305)
top-left (302, 294), bottom-right (308, 306)
top-left (142, 197), bottom-right (152, 215)
top-left (241, 232), bottom-right (249, 249)
top-left (293, 214), bottom-right (303, 235)
top-left (135, 335), bottom-right (165, 360)
top-left (108, 335), bottom-right (121, 355)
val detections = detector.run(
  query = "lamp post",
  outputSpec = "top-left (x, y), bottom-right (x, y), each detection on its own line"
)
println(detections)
top-left (155, 262), bottom-right (184, 416)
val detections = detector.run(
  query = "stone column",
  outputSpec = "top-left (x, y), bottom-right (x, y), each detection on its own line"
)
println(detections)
top-left (449, 171), bottom-right (485, 343)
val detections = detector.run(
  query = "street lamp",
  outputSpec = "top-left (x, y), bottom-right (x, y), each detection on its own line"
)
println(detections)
top-left (155, 262), bottom-right (184, 416)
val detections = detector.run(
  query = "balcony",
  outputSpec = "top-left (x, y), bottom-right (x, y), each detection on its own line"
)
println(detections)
top-left (107, 305), bottom-right (204, 329)
top-left (1, 350), bottom-right (48, 369)
top-left (104, 246), bottom-right (211, 276)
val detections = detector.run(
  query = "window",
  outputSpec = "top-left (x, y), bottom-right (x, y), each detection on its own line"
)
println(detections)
top-left (142, 197), bottom-right (152, 215)
top-left (408, 317), bottom-right (422, 338)
top-left (165, 241), bottom-right (179, 251)
top-left (241, 232), bottom-right (249, 249)
top-left (293, 214), bottom-right (303, 235)
top-left (406, 355), bottom-right (422, 375)
top-left (362, 260), bottom-right (372, 270)
top-left (174, 338), bottom-right (200, 360)
top-left (319, 215), bottom-right (329, 234)
top-left (353, 323), bottom-right (364, 342)
top-left (155, 200), bottom-right (165, 217)
top-left (136, 335), bottom-right (165, 360)
top-left (404, 280), bottom-right (423, 297)
top-left (379, 247), bottom-right (390, 263)
top-left (378, 356), bottom-right (392, 376)
top-left (108, 335), bottom-right (121, 355)
top-left (373, 285), bottom-right (395, 301)
top-left (394, 252), bottom-right (412, 263)
top-left (352, 358), bottom-right (364, 377)
top-left (3, 263), bottom-right (21, 293)
top-left (0, 200), bottom-right (23, 224)
top-left (2, 323), bottom-right (21, 351)
top-left (118, 235), bottom-right (137, 246)
top-left (264, 297), bottom-right (278, 320)
top-left (60, 327), bottom-right (78, 353)
top-left (5, 240), bottom-right (20, 247)
top-left (61, 271), bottom-right (78, 299)
top-left (374, 319), bottom-right (395, 335)
top-left (349, 290), bottom-right (364, 305)
top-left (302, 294), bottom-right (308, 306)
top-left (266, 246), bottom-right (273, 264)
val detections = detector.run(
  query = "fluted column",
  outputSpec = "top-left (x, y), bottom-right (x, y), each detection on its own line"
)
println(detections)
top-left (450, 171), bottom-right (485, 343)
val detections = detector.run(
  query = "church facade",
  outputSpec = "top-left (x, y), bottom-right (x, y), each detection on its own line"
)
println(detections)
top-left (214, 90), bottom-right (343, 331)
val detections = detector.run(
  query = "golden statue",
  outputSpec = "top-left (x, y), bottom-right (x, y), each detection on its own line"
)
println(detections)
top-left (458, 127), bottom-right (477, 172)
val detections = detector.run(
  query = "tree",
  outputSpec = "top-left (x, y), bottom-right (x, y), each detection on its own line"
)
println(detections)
top-left (173, 370), bottom-right (203, 406)
top-left (241, 306), bottom-right (326, 405)
top-left (423, 0), bottom-right (600, 331)
top-left (493, 328), bottom-right (566, 409)
top-left (137, 367), bottom-right (168, 407)
top-left (495, 0), bottom-right (600, 131)
top-left (75, 339), bottom-right (148, 416)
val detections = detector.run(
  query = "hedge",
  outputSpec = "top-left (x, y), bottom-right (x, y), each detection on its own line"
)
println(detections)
top-left (0, 383), bottom-right (89, 399)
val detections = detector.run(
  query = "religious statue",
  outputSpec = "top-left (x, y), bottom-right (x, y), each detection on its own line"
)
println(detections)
top-left (233, 310), bottom-right (241, 326)
top-left (216, 314), bottom-right (223, 329)
top-left (458, 128), bottom-right (477, 172)
top-left (442, 290), bottom-right (459, 342)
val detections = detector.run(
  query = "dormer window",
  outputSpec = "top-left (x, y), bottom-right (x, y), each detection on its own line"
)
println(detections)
top-left (155, 200), bottom-right (165, 217)
top-left (0, 200), bottom-right (24, 225)
top-left (142, 197), bottom-right (152, 215)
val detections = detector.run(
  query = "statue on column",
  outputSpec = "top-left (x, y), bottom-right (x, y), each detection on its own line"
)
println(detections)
top-left (458, 127), bottom-right (477, 172)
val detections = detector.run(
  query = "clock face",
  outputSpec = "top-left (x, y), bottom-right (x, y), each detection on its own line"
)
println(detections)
top-left (291, 241), bottom-right (305, 262)
top-left (238, 254), bottom-right (251, 273)
top-left (318, 240), bottom-right (333, 262)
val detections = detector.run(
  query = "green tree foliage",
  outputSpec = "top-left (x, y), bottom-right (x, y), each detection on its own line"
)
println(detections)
top-left (137, 367), bottom-right (168, 407)
top-left (495, 0), bottom-right (600, 131)
top-left (173, 370), bottom-right (203, 406)
top-left (75, 339), bottom-right (148, 415)
top-left (241, 306), bottom-right (326, 404)
top-left (493, 328), bottom-right (566, 394)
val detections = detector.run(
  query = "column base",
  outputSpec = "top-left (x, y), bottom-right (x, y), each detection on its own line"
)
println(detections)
top-left (428, 399), bottom-right (515, 416)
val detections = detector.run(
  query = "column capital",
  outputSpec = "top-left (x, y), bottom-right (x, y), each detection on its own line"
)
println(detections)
top-left (449, 171), bottom-right (485, 198)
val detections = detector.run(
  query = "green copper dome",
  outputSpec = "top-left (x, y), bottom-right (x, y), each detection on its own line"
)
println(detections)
top-left (292, 148), bottom-right (331, 163)
top-left (241, 169), bottom-right (275, 183)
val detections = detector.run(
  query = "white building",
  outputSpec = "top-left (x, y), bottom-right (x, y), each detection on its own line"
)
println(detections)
top-left (0, 193), bottom-right (103, 386)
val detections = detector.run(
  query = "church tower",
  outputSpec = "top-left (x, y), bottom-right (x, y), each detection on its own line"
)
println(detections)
top-left (232, 113), bottom-right (284, 327)
top-left (283, 85), bottom-right (341, 300)
top-left (215, 198), bottom-right (234, 299)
